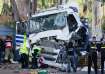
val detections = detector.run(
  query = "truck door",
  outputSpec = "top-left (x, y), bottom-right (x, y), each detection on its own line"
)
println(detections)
top-left (67, 14), bottom-right (78, 33)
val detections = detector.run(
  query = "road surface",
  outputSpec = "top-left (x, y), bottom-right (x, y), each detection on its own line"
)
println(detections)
top-left (0, 64), bottom-right (104, 74)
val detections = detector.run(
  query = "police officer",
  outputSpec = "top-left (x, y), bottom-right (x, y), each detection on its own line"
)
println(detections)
top-left (57, 44), bottom-right (65, 63)
top-left (87, 36), bottom-right (98, 74)
top-left (100, 38), bottom-right (105, 74)
top-left (66, 42), bottom-right (77, 72)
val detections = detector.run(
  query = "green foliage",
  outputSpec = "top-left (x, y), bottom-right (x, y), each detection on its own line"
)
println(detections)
top-left (77, 0), bottom-right (83, 5)
top-left (101, 16), bottom-right (105, 31)
top-left (103, 0), bottom-right (105, 2)
top-left (102, 22), bottom-right (105, 31)
top-left (41, 0), bottom-right (47, 8)
top-left (87, 13), bottom-right (92, 23)
top-left (37, 0), bottom-right (57, 10)
top-left (1, 3), bottom-right (12, 15)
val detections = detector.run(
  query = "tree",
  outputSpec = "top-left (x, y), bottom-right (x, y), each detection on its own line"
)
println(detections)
top-left (1, 0), bottom-right (12, 16)
top-left (41, 0), bottom-right (47, 9)
top-left (14, 0), bottom-right (30, 21)
top-left (102, 0), bottom-right (105, 32)
top-left (10, 0), bottom-right (20, 22)
top-left (32, 0), bottom-right (37, 14)
top-left (102, 0), bottom-right (105, 17)
top-left (101, 16), bottom-right (105, 32)
top-left (58, 0), bottom-right (68, 5)
top-left (58, 0), bottom-right (62, 5)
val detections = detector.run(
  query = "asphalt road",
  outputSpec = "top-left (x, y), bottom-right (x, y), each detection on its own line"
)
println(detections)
top-left (0, 64), bottom-right (104, 74)
top-left (0, 70), bottom-right (103, 74)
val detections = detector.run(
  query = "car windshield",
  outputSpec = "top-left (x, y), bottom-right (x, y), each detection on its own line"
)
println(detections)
top-left (29, 12), bottom-right (67, 33)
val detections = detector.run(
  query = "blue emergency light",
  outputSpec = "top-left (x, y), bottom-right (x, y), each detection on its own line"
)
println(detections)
top-left (69, 6), bottom-right (78, 12)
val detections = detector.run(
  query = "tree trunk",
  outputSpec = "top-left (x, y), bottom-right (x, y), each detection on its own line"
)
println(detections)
top-left (92, 0), bottom-right (102, 40)
top-left (53, 0), bottom-right (58, 6)
top-left (59, 0), bottom-right (62, 5)
top-left (10, 0), bottom-right (20, 22)
top-left (1, 0), bottom-right (12, 16)
top-left (32, 0), bottom-right (37, 14)
top-left (42, 0), bottom-right (47, 9)
top-left (15, 0), bottom-right (30, 21)
top-left (58, 0), bottom-right (66, 5)
top-left (103, 2), bottom-right (104, 18)
top-left (83, 0), bottom-right (88, 16)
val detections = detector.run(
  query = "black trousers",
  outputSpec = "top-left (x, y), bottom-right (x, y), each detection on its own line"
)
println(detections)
top-left (101, 51), bottom-right (105, 74)
top-left (20, 53), bottom-right (29, 69)
top-left (88, 52), bottom-right (97, 74)
top-left (31, 57), bottom-right (38, 69)
top-left (0, 51), bottom-right (4, 63)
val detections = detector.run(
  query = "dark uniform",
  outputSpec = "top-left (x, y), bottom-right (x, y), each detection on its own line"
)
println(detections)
top-left (87, 41), bottom-right (98, 74)
top-left (100, 42), bottom-right (105, 74)
top-left (31, 49), bottom-right (39, 69)
top-left (0, 38), bottom-right (5, 63)
top-left (66, 42), bottom-right (76, 72)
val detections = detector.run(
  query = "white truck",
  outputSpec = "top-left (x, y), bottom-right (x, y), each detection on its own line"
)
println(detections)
top-left (16, 5), bottom-right (89, 69)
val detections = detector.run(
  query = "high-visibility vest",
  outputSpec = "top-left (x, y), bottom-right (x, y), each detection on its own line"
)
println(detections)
top-left (91, 46), bottom-right (97, 49)
top-left (101, 44), bottom-right (105, 49)
top-left (90, 42), bottom-right (97, 52)
top-left (19, 34), bottom-right (28, 55)
top-left (90, 42), bottom-right (96, 48)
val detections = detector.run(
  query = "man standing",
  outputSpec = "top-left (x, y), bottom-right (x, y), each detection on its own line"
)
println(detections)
top-left (4, 35), bottom-right (14, 63)
top-left (100, 38), bottom-right (105, 74)
top-left (19, 32), bottom-right (29, 69)
top-left (66, 42), bottom-right (77, 73)
top-left (87, 37), bottom-right (98, 74)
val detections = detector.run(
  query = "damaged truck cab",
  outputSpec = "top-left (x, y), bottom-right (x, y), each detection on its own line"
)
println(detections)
top-left (29, 5), bottom-right (88, 48)
top-left (16, 5), bottom-right (89, 68)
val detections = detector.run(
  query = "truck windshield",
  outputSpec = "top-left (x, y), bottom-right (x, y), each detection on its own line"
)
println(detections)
top-left (29, 12), bottom-right (66, 33)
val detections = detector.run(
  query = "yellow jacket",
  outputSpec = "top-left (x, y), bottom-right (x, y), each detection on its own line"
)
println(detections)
top-left (19, 33), bottom-right (29, 55)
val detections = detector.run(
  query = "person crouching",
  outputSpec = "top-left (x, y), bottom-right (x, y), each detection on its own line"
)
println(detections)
top-left (31, 48), bottom-right (39, 69)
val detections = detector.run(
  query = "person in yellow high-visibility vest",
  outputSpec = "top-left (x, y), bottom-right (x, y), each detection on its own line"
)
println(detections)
top-left (19, 32), bottom-right (29, 69)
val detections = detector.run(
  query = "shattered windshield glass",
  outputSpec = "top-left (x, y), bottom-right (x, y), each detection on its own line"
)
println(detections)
top-left (17, 21), bottom-right (29, 34)
top-left (29, 12), bottom-right (67, 33)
